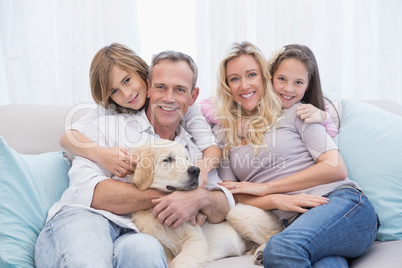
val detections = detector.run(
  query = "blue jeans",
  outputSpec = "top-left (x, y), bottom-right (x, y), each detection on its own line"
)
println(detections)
top-left (264, 187), bottom-right (379, 268)
top-left (35, 206), bottom-right (167, 268)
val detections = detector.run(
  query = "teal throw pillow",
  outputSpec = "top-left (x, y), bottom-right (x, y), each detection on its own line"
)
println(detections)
top-left (335, 99), bottom-right (402, 241)
top-left (0, 137), bottom-right (70, 267)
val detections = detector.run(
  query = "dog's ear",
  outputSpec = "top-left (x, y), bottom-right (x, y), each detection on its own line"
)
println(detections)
top-left (131, 146), bottom-right (154, 191)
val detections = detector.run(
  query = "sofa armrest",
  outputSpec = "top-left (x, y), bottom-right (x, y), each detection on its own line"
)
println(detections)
top-left (0, 105), bottom-right (70, 154)
top-left (363, 100), bottom-right (402, 117)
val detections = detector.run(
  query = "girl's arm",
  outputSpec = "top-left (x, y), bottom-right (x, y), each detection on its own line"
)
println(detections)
top-left (196, 145), bottom-right (222, 187)
top-left (185, 102), bottom-right (223, 187)
top-left (199, 97), bottom-right (220, 124)
top-left (296, 103), bottom-right (339, 138)
top-left (320, 112), bottom-right (339, 138)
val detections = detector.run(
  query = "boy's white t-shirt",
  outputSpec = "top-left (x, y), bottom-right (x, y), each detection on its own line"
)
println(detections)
top-left (67, 102), bottom-right (216, 151)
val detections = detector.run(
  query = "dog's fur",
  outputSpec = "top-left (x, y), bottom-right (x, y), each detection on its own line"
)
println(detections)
top-left (129, 139), bottom-right (283, 268)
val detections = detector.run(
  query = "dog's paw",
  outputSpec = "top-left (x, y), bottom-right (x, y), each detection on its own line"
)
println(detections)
top-left (244, 240), bottom-right (259, 255)
top-left (253, 244), bottom-right (265, 266)
top-left (254, 250), bottom-right (264, 266)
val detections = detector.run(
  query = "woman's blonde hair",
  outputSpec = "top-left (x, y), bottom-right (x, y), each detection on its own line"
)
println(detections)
top-left (89, 43), bottom-right (149, 112)
top-left (214, 41), bottom-right (282, 156)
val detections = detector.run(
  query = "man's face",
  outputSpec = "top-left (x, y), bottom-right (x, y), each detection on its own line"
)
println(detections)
top-left (147, 60), bottom-right (199, 130)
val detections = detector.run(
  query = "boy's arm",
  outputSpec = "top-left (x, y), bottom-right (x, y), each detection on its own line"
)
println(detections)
top-left (60, 129), bottom-right (133, 177)
top-left (60, 129), bottom-right (99, 160)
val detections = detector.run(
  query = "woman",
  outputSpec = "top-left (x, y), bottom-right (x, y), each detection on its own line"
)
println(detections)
top-left (213, 41), bottom-right (378, 267)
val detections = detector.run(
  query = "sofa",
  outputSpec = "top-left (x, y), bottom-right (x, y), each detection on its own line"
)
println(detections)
top-left (1, 99), bottom-right (402, 267)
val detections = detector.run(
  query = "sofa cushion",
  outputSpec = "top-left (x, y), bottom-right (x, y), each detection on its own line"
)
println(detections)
top-left (0, 137), bottom-right (70, 267)
top-left (351, 240), bottom-right (402, 267)
top-left (335, 99), bottom-right (402, 241)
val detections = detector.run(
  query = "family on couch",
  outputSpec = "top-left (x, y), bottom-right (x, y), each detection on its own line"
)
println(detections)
top-left (34, 41), bottom-right (379, 267)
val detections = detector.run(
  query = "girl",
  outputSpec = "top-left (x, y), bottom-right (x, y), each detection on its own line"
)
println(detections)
top-left (61, 43), bottom-right (221, 186)
top-left (200, 44), bottom-right (339, 138)
top-left (214, 41), bottom-right (378, 267)
top-left (269, 44), bottom-right (339, 138)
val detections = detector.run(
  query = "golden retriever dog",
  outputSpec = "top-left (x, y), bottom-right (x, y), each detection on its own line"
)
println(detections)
top-left (129, 139), bottom-right (283, 268)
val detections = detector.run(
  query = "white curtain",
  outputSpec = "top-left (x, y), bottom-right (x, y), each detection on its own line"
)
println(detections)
top-left (195, 0), bottom-right (402, 105)
top-left (1, 0), bottom-right (401, 106)
top-left (0, 0), bottom-right (140, 106)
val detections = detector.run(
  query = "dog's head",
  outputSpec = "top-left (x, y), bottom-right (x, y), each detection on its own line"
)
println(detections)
top-left (129, 139), bottom-right (200, 192)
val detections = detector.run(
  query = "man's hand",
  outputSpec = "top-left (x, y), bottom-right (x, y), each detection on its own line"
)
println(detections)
top-left (151, 189), bottom-right (205, 229)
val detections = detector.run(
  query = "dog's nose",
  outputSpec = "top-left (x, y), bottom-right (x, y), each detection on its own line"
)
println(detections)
top-left (187, 166), bottom-right (200, 177)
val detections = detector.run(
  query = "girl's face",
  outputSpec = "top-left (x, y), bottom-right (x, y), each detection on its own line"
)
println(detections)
top-left (272, 58), bottom-right (309, 109)
top-left (226, 54), bottom-right (264, 112)
top-left (109, 65), bottom-right (147, 110)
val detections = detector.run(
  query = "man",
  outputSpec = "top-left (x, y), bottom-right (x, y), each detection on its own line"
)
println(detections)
top-left (35, 51), bottom-right (234, 267)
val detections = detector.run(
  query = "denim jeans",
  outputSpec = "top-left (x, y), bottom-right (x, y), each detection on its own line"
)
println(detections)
top-left (264, 187), bottom-right (379, 268)
top-left (35, 206), bottom-right (167, 268)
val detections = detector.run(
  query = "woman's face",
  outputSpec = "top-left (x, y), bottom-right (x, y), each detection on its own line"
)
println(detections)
top-left (272, 58), bottom-right (309, 109)
top-left (226, 54), bottom-right (264, 112)
top-left (109, 65), bottom-right (148, 110)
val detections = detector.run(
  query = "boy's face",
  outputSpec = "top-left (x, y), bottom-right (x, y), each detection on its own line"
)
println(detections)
top-left (272, 58), bottom-right (309, 108)
top-left (147, 60), bottom-right (198, 129)
top-left (109, 65), bottom-right (148, 110)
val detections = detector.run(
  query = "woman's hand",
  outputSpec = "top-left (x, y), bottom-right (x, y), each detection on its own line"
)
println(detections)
top-left (219, 181), bottom-right (269, 196)
top-left (93, 146), bottom-right (136, 178)
top-left (220, 181), bottom-right (329, 213)
top-left (271, 193), bottom-right (329, 213)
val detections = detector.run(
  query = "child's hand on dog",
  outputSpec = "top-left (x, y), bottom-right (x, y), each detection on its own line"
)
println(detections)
top-left (95, 146), bottom-right (136, 178)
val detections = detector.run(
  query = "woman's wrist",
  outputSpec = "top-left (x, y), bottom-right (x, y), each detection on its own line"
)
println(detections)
top-left (263, 182), bottom-right (272, 195)
top-left (267, 194), bottom-right (280, 209)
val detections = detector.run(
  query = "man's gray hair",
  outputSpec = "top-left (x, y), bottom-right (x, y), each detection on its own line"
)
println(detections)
top-left (149, 50), bottom-right (198, 90)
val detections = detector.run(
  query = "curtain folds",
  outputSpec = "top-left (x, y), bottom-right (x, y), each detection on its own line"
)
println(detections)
top-left (0, 0), bottom-right (140, 106)
top-left (0, 0), bottom-right (401, 105)
top-left (195, 0), bottom-right (402, 105)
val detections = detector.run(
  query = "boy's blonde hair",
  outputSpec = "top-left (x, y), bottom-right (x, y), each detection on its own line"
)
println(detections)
top-left (214, 41), bottom-right (282, 157)
top-left (89, 43), bottom-right (149, 112)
